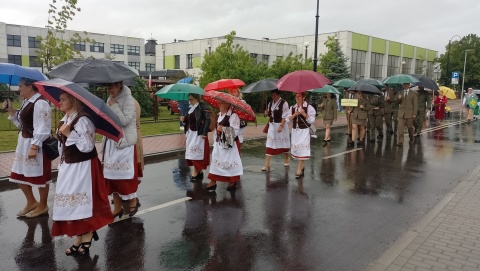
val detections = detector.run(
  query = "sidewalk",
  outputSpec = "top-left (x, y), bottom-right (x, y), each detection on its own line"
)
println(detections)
top-left (369, 163), bottom-right (480, 271)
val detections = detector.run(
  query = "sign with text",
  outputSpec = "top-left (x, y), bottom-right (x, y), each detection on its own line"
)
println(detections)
top-left (451, 71), bottom-right (459, 85)
top-left (341, 99), bottom-right (358, 107)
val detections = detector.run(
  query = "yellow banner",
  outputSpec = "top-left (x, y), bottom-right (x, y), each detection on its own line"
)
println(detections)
top-left (341, 99), bottom-right (358, 107)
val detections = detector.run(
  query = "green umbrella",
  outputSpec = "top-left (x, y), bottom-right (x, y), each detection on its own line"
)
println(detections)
top-left (311, 85), bottom-right (341, 95)
top-left (332, 79), bottom-right (356, 88)
top-left (383, 74), bottom-right (420, 85)
top-left (155, 83), bottom-right (204, 101)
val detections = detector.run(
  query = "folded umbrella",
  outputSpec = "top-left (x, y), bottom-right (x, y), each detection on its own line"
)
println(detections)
top-left (35, 79), bottom-right (124, 142)
top-left (203, 90), bottom-right (256, 122)
top-left (48, 59), bottom-right (139, 84)
top-left (275, 70), bottom-right (331, 93)
top-left (155, 83), bottom-right (204, 101)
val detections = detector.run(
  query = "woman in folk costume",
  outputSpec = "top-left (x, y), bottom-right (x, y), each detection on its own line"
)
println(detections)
top-left (3, 78), bottom-right (52, 218)
top-left (262, 89), bottom-right (290, 171)
top-left (134, 99), bottom-right (144, 182)
top-left (103, 82), bottom-right (140, 218)
top-left (228, 87), bottom-right (248, 152)
top-left (287, 92), bottom-right (316, 178)
top-left (434, 92), bottom-right (448, 123)
top-left (52, 92), bottom-right (113, 255)
top-left (319, 93), bottom-right (338, 142)
top-left (206, 100), bottom-right (243, 192)
top-left (182, 93), bottom-right (211, 181)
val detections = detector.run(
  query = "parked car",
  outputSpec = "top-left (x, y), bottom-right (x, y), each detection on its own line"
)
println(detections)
top-left (167, 100), bottom-right (180, 115)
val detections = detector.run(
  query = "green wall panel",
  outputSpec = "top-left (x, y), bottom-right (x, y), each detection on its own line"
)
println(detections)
top-left (427, 50), bottom-right (436, 61)
top-left (193, 56), bottom-right (201, 68)
top-left (415, 47), bottom-right (426, 59)
top-left (22, 55), bottom-right (29, 67)
top-left (388, 41), bottom-right (401, 56)
top-left (164, 55), bottom-right (175, 69)
top-left (403, 45), bottom-right (414, 58)
top-left (371, 37), bottom-right (386, 54)
top-left (351, 33), bottom-right (369, 51)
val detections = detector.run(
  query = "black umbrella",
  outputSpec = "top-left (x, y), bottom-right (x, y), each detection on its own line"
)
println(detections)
top-left (409, 74), bottom-right (439, 92)
top-left (241, 78), bottom-right (278, 93)
top-left (348, 83), bottom-right (383, 95)
top-left (34, 79), bottom-right (124, 142)
top-left (48, 59), bottom-right (139, 84)
top-left (357, 78), bottom-right (385, 89)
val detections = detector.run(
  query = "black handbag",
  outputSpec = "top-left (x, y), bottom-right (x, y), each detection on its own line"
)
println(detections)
top-left (42, 136), bottom-right (59, 160)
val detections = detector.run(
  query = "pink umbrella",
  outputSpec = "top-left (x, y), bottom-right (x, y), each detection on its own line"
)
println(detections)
top-left (275, 70), bottom-right (331, 93)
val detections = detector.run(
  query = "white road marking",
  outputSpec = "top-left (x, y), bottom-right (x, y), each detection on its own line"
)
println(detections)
top-left (323, 148), bottom-right (362, 159)
top-left (112, 197), bottom-right (191, 223)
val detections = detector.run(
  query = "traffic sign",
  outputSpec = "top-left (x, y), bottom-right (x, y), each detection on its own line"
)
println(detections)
top-left (452, 71), bottom-right (459, 85)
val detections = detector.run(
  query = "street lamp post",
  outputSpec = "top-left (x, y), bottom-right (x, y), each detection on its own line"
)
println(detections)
top-left (445, 35), bottom-right (462, 86)
top-left (304, 41), bottom-right (310, 61)
top-left (313, 0), bottom-right (319, 72)
top-left (461, 49), bottom-right (474, 105)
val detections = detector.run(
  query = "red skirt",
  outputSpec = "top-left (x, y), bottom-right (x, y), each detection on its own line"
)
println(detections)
top-left (10, 149), bottom-right (52, 187)
top-left (266, 147), bottom-right (289, 156)
top-left (207, 173), bottom-right (240, 183)
top-left (51, 158), bottom-right (113, 237)
top-left (107, 147), bottom-right (139, 197)
top-left (186, 138), bottom-right (210, 170)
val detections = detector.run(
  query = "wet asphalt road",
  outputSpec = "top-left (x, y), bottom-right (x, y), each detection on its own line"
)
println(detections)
top-left (2, 113), bottom-right (480, 271)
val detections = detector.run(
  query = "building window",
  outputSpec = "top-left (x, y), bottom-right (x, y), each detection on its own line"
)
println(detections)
top-left (145, 63), bottom-right (155, 72)
top-left (186, 54), bottom-right (193, 69)
top-left (174, 55), bottom-right (180, 69)
top-left (387, 55), bottom-right (400, 76)
top-left (426, 61), bottom-right (433, 78)
top-left (110, 44), bottom-right (124, 54)
top-left (415, 59), bottom-right (424, 74)
top-left (90, 42), bottom-right (104, 53)
top-left (128, 45), bottom-right (140, 55)
top-left (370, 53), bottom-right (383, 80)
top-left (8, 55), bottom-right (22, 65)
top-left (29, 56), bottom-right (42, 67)
top-left (7, 35), bottom-right (21, 47)
top-left (351, 49), bottom-right (366, 81)
top-left (402, 58), bottom-right (412, 74)
top-left (250, 53), bottom-right (258, 65)
top-left (128, 62), bottom-right (140, 70)
top-left (262, 54), bottom-right (269, 65)
top-left (28, 36), bottom-right (40, 48)
top-left (74, 42), bottom-right (86, 51)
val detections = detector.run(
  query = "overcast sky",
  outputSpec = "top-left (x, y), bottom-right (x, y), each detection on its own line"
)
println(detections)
top-left (2, 0), bottom-right (479, 54)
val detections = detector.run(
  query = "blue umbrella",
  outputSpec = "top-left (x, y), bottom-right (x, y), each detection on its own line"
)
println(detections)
top-left (34, 79), bottom-right (124, 142)
top-left (0, 63), bottom-right (47, 85)
top-left (177, 77), bottom-right (193, 84)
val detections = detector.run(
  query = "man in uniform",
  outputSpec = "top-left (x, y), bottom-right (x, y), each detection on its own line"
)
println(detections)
top-left (383, 87), bottom-right (396, 136)
top-left (397, 83), bottom-right (418, 146)
top-left (345, 89), bottom-right (354, 137)
top-left (368, 93), bottom-right (385, 142)
top-left (391, 87), bottom-right (400, 135)
top-left (414, 86), bottom-right (432, 136)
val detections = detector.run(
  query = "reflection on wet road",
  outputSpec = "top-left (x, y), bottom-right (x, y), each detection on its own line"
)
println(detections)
top-left (2, 115), bottom-right (480, 270)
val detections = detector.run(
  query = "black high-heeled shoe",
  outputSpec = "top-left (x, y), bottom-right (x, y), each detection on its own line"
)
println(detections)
top-left (79, 231), bottom-right (99, 254)
top-left (66, 244), bottom-right (81, 256)
top-left (113, 208), bottom-right (123, 219)
top-left (206, 184), bottom-right (217, 192)
top-left (190, 171), bottom-right (204, 182)
top-left (295, 168), bottom-right (305, 179)
top-left (129, 198), bottom-right (141, 217)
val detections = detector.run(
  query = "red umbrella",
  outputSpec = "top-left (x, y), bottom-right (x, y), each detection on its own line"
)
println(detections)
top-left (275, 70), bottom-right (331, 93)
top-left (204, 79), bottom-right (245, 91)
top-left (203, 91), bottom-right (256, 122)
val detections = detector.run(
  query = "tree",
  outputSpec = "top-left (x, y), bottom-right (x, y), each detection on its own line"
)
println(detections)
top-left (199, 31), bottom-right (261, 88)
top-left (437, 34), bottom-right (480, 89)
top-left (267, 52), bottom-right (312, 79)
top-left (317, 36), bottom-right (350, 82)
top-left (36, 0), bottom-right (91, 71)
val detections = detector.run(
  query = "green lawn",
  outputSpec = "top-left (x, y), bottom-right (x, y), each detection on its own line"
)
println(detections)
top-left (0, 104), bottom-right (269, 152)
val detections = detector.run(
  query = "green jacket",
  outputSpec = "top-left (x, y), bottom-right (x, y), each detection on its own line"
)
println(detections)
top-left (417, 90), bottom-right (432, 113)
top-left (321, 98), bottom-right (338, 120)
